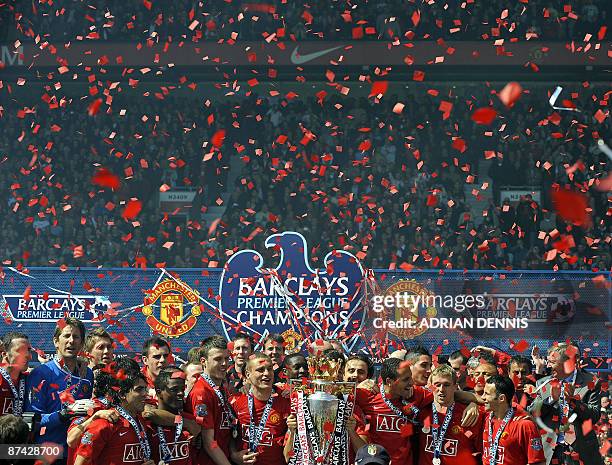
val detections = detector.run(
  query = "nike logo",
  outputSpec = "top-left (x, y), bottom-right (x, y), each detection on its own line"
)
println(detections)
top-left (119, 431), bottom-right (129, 436)
top-left (290, 45), bottom-right (343, 64)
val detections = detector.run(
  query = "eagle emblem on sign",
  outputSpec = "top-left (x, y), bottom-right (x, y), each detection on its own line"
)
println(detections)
top-left (219, 232), bottom-right (365, 351)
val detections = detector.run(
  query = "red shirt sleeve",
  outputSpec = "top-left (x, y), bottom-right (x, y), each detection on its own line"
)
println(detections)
top-left (355, 388), bottom-right (371, 409)
top-left (187, 383), bottom-right (216, 430)
top-left (75, 418), bottom-right (112, 463)
top-left (518, 419), bottom-right (546, 464)
top-left (412, 386), bottom-right (434, 408)
top-left (353, 405), bottom-right (368, 438)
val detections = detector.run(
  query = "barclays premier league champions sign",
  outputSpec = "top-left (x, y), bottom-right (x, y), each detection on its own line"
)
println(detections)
top-left (219, 232), bottom-right (365, 351)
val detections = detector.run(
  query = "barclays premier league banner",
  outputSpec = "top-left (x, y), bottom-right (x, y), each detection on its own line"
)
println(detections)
top-left (0, 232), bottom-right (610, 369)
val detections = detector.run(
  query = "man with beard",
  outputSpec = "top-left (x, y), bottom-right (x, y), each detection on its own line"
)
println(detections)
top-left (26, 318), bottom-right (94, 464)
top-left (482, 375), bottom-right (545, 465)
top-left (83, 329), bottom-right (114, 371)
top-left (417, 365), bottom-right (483, 465)
top-left (448, 350), bottom-right (469, 390)
top-left (149, 366), bottom-right (195, 465)
top-left (528, 342), bottom-right (603, 465)
top-left (185, 336), bottom-right (235, 465)
top-left (230, 353), bottom-right (292, 465)
top-left (0, 332), bottom-right (31, 416)
top-left (73, 367), bottom-right (155, 465)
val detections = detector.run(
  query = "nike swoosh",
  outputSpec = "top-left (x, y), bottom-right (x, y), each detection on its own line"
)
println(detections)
top-left (290, 45), bottom-right (343, 65)
top-left (119, 431), bottom-right (128, 436)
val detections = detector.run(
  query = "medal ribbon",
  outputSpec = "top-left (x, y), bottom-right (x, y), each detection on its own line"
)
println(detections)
top-left (53, 358), bottom-right (87, 406)
top-left (431, 403), bottom-right (455, 460)
top-left (202, 373), bottom-right (236, 423)
top-left (379, 384), bottom-right (419, 422)
top-left (116, 406), bottom-right (151, 460)
top-left (157, 417), bottom-right (184, 462)
top-left (247, 391), bottom-right (274, 453)
top-left (487, 408), bottom-right (514, 465)
top-left (0, 368), bottom-right (25, 416)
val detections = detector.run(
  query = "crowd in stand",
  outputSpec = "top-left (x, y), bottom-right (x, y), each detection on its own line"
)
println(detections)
top-left (0, 319), bottom-right (610, 464)
top-left (9, 0), bottom-right (609, 43)
top-left (0, 82), bottom-right (609, 271)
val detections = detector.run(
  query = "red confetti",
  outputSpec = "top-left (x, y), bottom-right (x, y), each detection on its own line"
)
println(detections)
top-left (87, 98), bottom-right (103, 116)
top-left (369, 81), bottom-right (388, 98)
top-left (551, 189), bottom-right (591, 227)
top-left (211, 130), bottom-right (226, 148)
top-left (122, 200), bottom-right (143, 220)
top-left (471, 107), bottom-right (497, 125)
top-left (499, 82), bottom-right (522, 108)
top-left (91, 168), bottom-right (120, 190)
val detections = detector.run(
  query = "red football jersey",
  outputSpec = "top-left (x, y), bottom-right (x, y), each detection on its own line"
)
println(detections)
top-left (481, 411), bottom-right (545, 465)
top-left (0, 371), bottom-right (26, 415)
top-left (230, 390), bottom-right (291, 465)
top-left (148, 423), bottom-right (193, 465)
top-left (350, 404), bottom-right (368, 465)
top-left (184, 376), bottom-right (233, 465)
top-left (75, 416), bottom-right (150, 465)
top-left (356, 386), bottom-right (433, 465)
top-left (417, 402), bottom-right (483, 465)
top-left (67, 399), bottom-right (113, 465)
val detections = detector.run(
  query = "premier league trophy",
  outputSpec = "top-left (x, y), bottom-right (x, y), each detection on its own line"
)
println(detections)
top-left (289, 356), bottom-right (356, 465)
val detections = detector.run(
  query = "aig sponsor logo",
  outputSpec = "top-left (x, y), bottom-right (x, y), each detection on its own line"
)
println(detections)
top-left (240, 424), bottom-right (273, 446)
top-left (123, 444), bottom-right (145, 463)
top-left (424, 435), bottom-right (459, 456)
top-left (375, 414), bottom-right (405, 433)
top-left (220, 411), bottom-right (232, 429)
top-left (157, 441), bottom-right (190, 462)
top-left (2, 397), bottom-right (14, 414)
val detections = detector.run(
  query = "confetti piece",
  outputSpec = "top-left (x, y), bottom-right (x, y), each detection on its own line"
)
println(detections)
top-left (551, 189), bottom-right (591, 227)
top-left (499, 82), bottom-right (522, 108)
top-left (211, 129), bottom-right (226, 148)
top-left (122, 200), bottom-right (142, 220)
top-left (91, 168), bottom-right (120, 190)
top-left (87, 98), bottom-right (103, 116)
top-left (471, 107), bottom-right (497, 125)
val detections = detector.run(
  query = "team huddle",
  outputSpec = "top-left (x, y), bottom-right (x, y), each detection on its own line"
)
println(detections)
top-left (0, 317), bottom-right (607, 465)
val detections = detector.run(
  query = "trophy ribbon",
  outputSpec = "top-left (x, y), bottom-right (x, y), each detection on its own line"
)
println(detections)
top-left (294, 390), bottom-right (314, 465)
top-left (330, 394), bottom-right (355, 465)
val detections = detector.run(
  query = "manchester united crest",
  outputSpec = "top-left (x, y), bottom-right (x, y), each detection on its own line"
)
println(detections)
top-left (382, 280), bottom-right (438, 339)
top-left (281, 329), bottom-right (303, 354)
top-left (142, 278), bottom-right (201, 337)
top-left (268, 412), bottom-right (281, 425)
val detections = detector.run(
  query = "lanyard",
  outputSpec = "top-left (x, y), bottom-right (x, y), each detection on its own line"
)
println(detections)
top-left (53, 358), bottom-right (85, 404)
top-left (116, 406), bottom-right (151, 460)
top-left (379, 384), bottom-right (419, 421)
top-left (0, 368), bottom-right (25, 416)
top-left (487, 408), bottom-right (514, 465)
top-left (431, 402), bottom-right (455, 461)
top-left (201, 373), bottom-right (236, 422)
top-left (157, 417), bottom-right (184, 462)
top-left (247, 391), bottom-right (274, 452)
